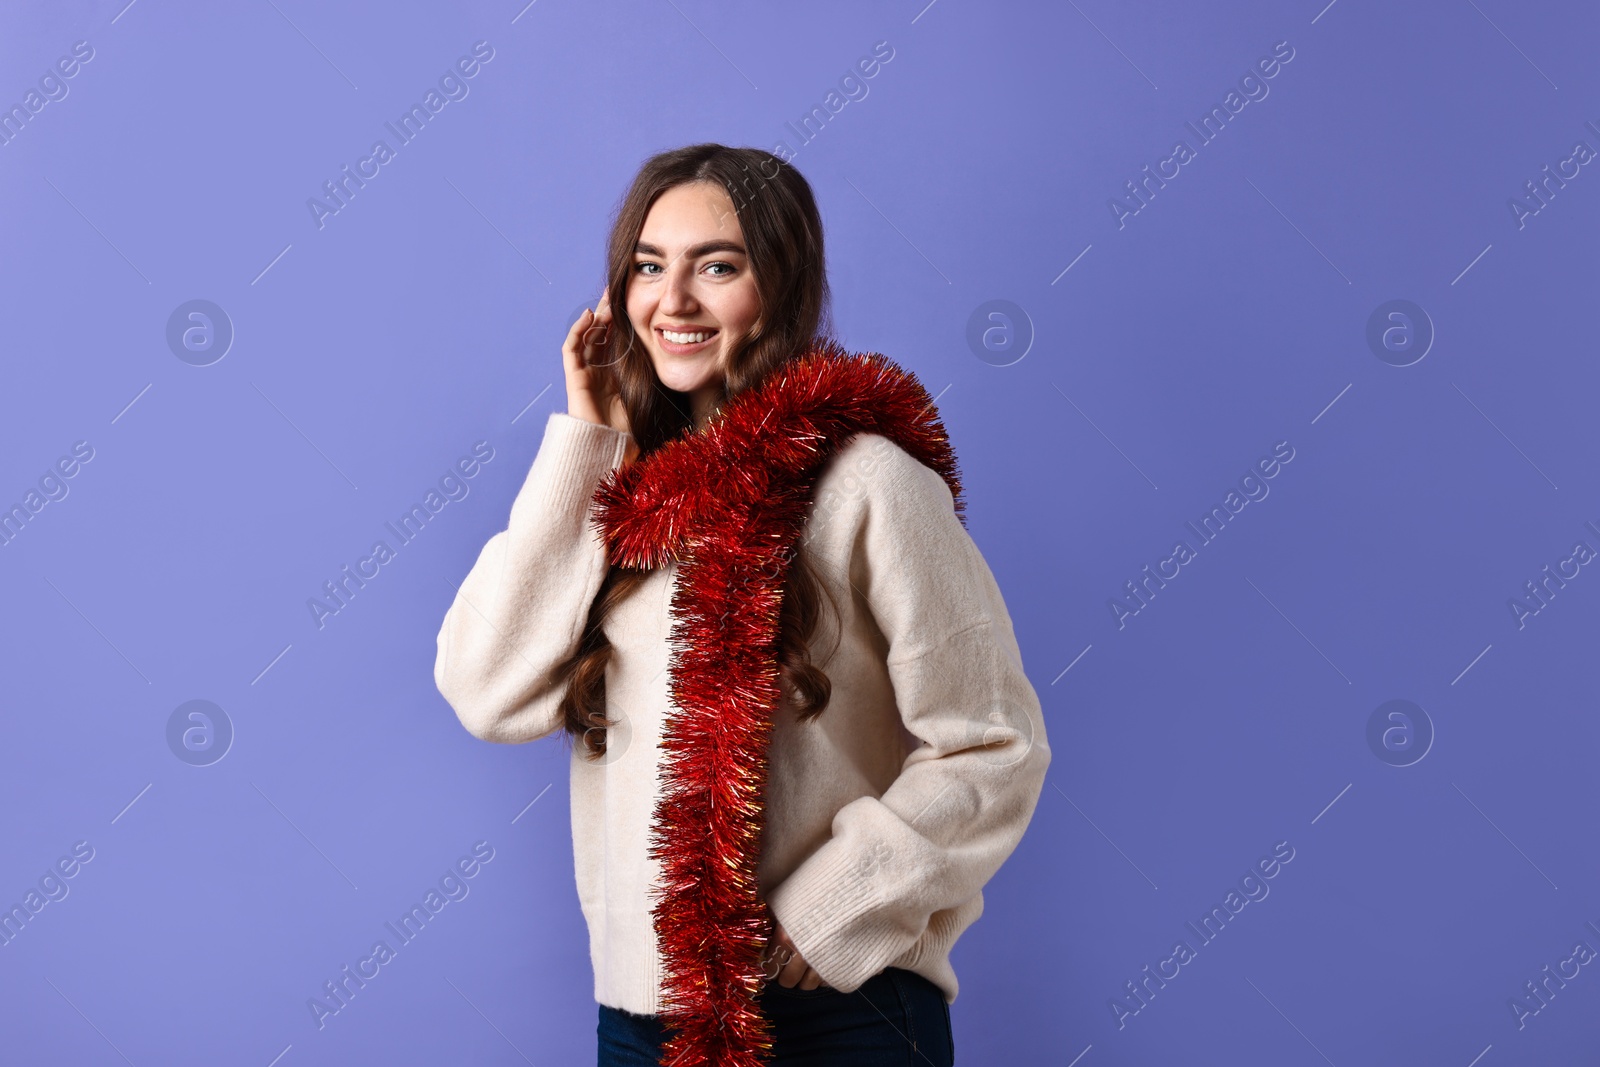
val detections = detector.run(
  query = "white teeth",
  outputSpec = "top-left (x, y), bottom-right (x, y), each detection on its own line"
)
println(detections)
top-left (662, 329), bottom-right (712, 344)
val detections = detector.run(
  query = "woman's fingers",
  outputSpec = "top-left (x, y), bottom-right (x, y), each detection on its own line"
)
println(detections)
top-left (582, 306), bottom-right (609, 351)
top-left (580, 286), bottom-right (617, 362)
top-left (766, 922), bottom-right (826, 989)
top-left (562, 307), bottom-right (592, 376)
top-left (763, 924), bottom-right (792, 982)
top-left (563, 307), bottom-right (609, 427)
top-left (562, 285), bottom-right (629, 443)
top-left (778, 952), bottom-right (808, 988)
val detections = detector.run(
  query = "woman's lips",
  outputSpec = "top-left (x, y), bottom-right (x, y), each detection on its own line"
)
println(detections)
top-left (656, 327), bottom-right (719, 355)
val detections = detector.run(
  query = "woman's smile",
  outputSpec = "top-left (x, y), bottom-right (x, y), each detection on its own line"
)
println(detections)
top-left (655, 325), bottom-right (720, 354)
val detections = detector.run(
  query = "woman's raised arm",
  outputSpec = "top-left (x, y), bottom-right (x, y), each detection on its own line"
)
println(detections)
top-left (437, 295), bottom-right (637, 742)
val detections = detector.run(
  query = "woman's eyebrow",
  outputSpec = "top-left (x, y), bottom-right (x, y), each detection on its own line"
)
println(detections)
top-left (634, 240), bottom-right (748, 258)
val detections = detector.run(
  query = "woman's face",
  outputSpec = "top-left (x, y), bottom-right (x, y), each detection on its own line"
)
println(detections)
top-left (626, 180), bottom-right (762, 422)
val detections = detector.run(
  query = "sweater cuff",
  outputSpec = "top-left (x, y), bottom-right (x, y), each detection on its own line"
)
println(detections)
top-left (528, 411), bottom-right (632, 519)
top-left (764, 801), bottom-right (912, 994)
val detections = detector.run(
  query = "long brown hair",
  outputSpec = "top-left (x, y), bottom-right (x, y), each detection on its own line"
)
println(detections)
top-left (557, 143), bottom-right (840, 761)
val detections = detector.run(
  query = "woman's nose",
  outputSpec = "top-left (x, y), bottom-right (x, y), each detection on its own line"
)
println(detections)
top-left (659, 267), bottom-right (698, 314)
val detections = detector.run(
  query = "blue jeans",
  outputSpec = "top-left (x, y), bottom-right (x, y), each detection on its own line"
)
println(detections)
top-left (597, 967), bottom-right (955, 1066)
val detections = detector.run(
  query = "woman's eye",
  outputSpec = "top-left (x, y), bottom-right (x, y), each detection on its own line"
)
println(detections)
top-left (705, 262), bottom-right (736, 277)
top-left (634, 262), bottom-right (661, 275)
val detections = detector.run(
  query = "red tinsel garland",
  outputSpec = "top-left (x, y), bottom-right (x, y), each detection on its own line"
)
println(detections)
top-left (588, 340), bottom-right (966, 1066)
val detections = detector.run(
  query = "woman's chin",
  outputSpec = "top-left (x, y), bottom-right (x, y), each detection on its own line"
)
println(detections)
top-left (652, 355), bottom-right (722, 395)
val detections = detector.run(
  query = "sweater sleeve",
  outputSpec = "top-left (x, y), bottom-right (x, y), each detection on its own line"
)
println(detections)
top-left (434, 411), bottom-right (632, 744)
top-left (765, 440), bottom-right (1052, 994)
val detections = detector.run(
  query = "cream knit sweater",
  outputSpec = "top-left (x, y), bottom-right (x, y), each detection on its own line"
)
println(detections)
top-left (434, 410), bottom-right (1050, 1014)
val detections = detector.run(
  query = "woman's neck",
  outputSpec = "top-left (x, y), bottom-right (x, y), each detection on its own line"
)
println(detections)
top-left (690, 384), bottom-right (725, 431)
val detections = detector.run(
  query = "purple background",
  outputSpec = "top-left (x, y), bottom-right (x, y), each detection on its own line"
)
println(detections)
top-left (3, 0), bottom-right (1598, 1063)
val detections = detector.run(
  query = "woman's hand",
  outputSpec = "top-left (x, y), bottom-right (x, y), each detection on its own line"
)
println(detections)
top-left (765, 920), bottom-right (829, 991)
top-left (563, 286), bottom-right (638, 465)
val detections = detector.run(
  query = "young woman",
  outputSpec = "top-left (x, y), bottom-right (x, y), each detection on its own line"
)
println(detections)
top-left (434, 143), bottom-right (1050, 1067)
